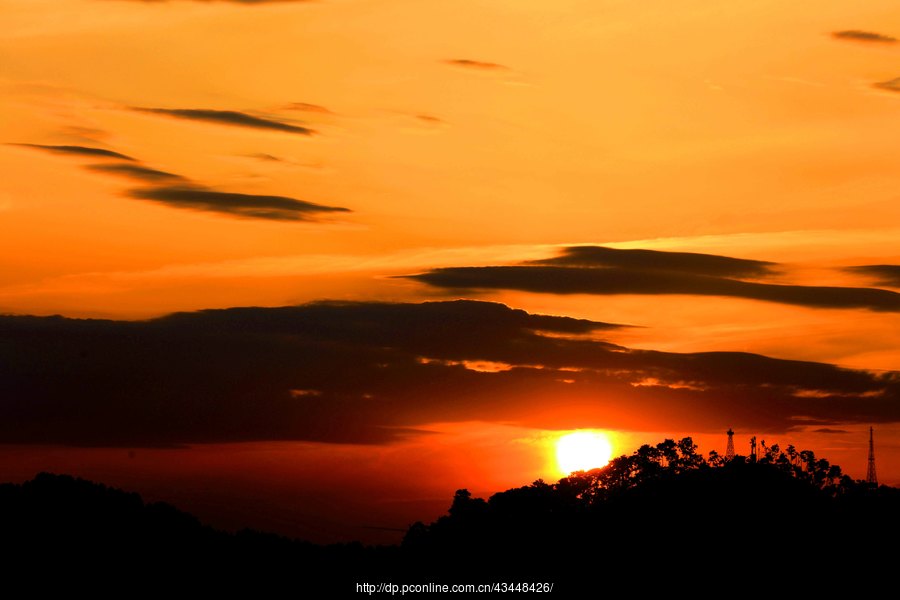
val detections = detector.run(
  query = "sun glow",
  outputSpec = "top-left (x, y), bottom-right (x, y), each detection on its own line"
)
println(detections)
top-left (556, 431), bottom-right (613, 475)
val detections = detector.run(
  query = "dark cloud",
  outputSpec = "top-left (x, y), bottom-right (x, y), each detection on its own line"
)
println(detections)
top-left (86, 163), bottom-right (186, 182)
top-left (812, 428), bottom-right (851, 434)
top-left (133, 108), bottom-right (314, 135)
top-left (1, 300), bottom-right (898, 447)
top-left (128, 186), bottom-right (349, 221)
top-left (845, 265), bottom-right (900, 287)
top-left (404, 246), bottom-right (900, 312)
top-left (444, 59), bottom-right (509, 70)
top-left (529, 246), bottom-right (775, 278)
top-left (11, 143), bottom-right (135, 161)
top-left (832, 30), bottom-right (897, 43)
top-left (874, 78), bottom-right (900, 93)
top-left (407, 266), bottom-right (900, 311)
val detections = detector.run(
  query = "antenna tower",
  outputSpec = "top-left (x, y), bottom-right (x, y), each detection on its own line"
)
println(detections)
top-left (725, 428), bottom-right (735, 460)
top-left (866, 426), bottom-right (878, 486)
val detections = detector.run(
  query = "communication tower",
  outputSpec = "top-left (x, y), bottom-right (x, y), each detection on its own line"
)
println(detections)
top-left (725, 428), bottom-right (735, 460)
top-left (866, 426), bottom-right (878, 486)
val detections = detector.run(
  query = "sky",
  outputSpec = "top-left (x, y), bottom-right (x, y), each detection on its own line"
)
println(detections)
top-left (2, 0), bottom-right (900, 543)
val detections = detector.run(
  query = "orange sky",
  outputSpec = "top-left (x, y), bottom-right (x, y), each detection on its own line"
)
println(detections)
top-left (2, 0), bottom-right (900, 542)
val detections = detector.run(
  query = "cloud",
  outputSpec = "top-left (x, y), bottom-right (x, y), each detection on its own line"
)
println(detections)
top-left (128, 186), bottom-right (349, 221)
top-left (443, 59), bottom-right (509, 70)
top-left (832, 30), bottom-right (897, 43)
top-left (1, 300), bottom-right (898, 447)
top-left (133, 108), bottom-right (314, 135)
top-left (283, 102), bottom-right (333, 114)
top-left (86, 163), bottom-right (186, 182)
top-left (11, 143), bottom-right (135, 161)
top-left (250, 153), bottom-right (286, 162)
top-left (404, 246), bottom-right (900, 312)
top-left (61, 126), bottom-right (110, 142)
top-left (409, 266), bottom-right (900, 311)
top-left (14, 137), bottom-right (348, 222)
top-left (811, 428), bottom-right (851, 434)
top-left (874, 78), bottom-right (900, 93)
top-left (846, 265), bottom-right (900, 287)
top-left (529, 246), bottom-right (775, 278)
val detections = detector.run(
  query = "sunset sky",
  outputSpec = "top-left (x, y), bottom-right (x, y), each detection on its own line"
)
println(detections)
top-left (2, 0), bottom-right (900, 543)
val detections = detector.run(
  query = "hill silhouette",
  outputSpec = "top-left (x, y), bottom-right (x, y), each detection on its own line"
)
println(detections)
top-left (0, 472), bottom-right (396, 590)
top-left (403, 438), bottom-right (900, 589)
top-left (3, 440), bottom-right (898, 591)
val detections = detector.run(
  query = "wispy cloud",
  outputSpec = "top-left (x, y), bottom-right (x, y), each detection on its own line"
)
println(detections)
top-left (15, 138), bottom-right (348, 222)
top-left (846, 265), bottom-right (900, 287)
top-left (11, 143), bottom-right (135, 161)
top-left (832, 30), bottom-right (897, 43)
top-left (283, 102), bottom-right (333, 114)
top-left (61, 126), bottom-right (110, 143)
top-left (443, 59), bottom-right (509, 71)
top-left (129, 186), bottom-right (349, 221)
top-left (86, 163), bottom-right (186, 182)
top-left (133, 107), bottom-right (315, 135)
top-left (873, 77), bottom-right (900, 93)
top-left (250, 153), bottom-right (287, 162)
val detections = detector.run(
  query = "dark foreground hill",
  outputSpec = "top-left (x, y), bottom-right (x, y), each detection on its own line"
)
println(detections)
top-left (403, 454), bottom-right (900, 584)
top-left (3, 440), bottom-right (899, 591)
top-left (0, 472), bottom-right (398, 590)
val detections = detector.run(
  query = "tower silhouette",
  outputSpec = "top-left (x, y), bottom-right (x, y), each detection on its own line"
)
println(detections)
top-left (866, 426), bottom-right (877, 486)
top-left (749, 436), bottom-right (757, 462)
top-left (725, 428), bottom-right (735, 460)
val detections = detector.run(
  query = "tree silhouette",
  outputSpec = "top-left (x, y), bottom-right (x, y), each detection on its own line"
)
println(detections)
top-left (786, 444), bottom-right (798, 466)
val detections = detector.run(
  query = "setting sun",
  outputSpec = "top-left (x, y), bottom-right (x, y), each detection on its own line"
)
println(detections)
top-left (556, 431), bottom-right (613, 474)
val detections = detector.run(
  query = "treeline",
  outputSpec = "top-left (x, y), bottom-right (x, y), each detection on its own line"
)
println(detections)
top-left (558, 437), bottom-right (860, 502)
top-left (402, 438), bottom-right (900, 579)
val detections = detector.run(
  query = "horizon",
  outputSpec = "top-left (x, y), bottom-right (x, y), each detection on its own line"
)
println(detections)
top-left (0, 428), bottom-right (885, 546)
